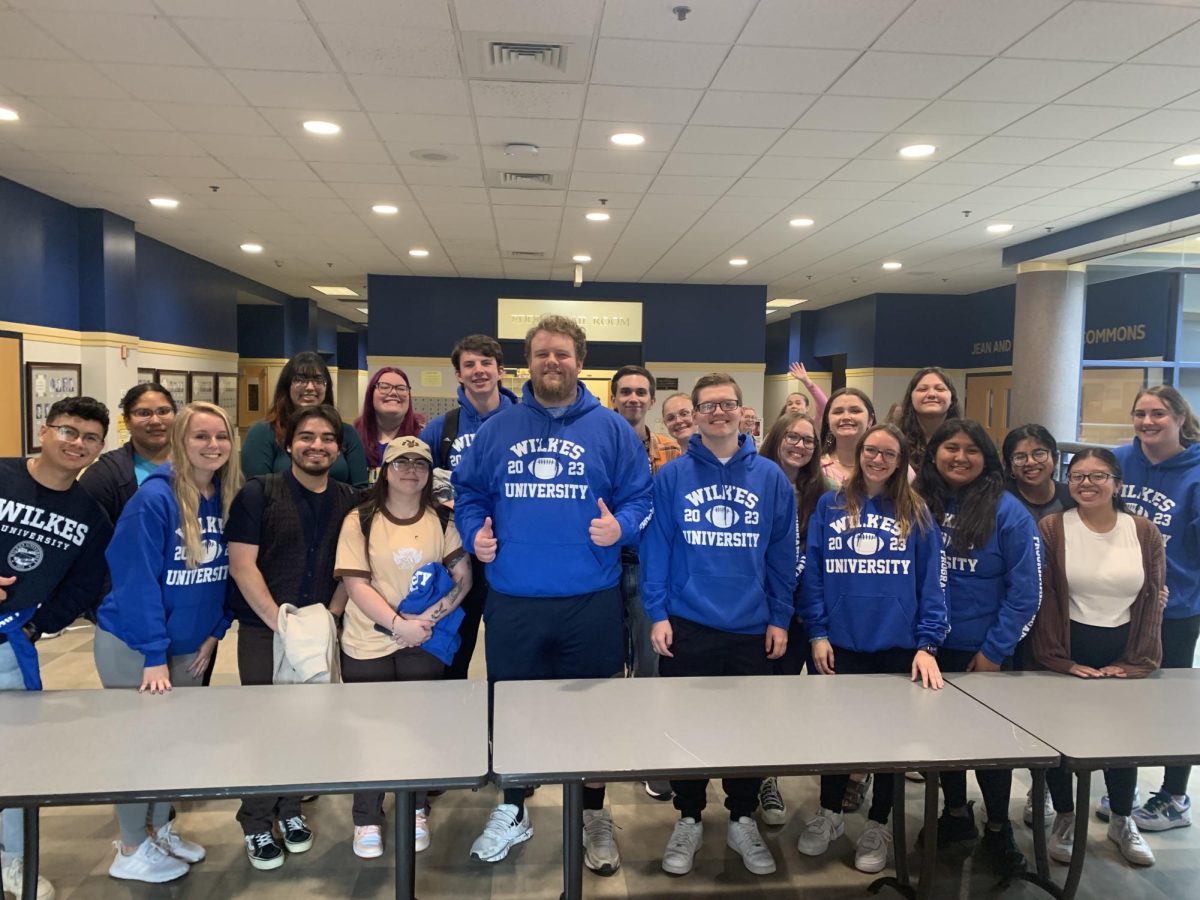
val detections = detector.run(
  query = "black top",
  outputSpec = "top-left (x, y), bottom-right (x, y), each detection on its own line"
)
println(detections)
top-left (77, 441), bottom-right (139, 527)
top-left (0, 458), bottom-right (112, 633)
top-left (1006, 478), bottom-right (1076, 522)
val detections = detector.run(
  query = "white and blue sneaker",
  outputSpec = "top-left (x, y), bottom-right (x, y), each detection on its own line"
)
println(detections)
top-left (1132, 791), bottom-right (1191, 832)
top-left (1095, 787), bottom-right (1140, 821)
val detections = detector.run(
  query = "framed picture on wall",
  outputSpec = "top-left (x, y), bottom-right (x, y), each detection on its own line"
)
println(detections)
top-left (189, 371), bottom-right (216, 404)
top-left (216, 373), bottom-right (238, 427)
top-left (25, 362), bottom-right (83, 454)
top-left (137, 368), bottom-right (156, 385)
top-left (156, 370), bottom-right (188, 405)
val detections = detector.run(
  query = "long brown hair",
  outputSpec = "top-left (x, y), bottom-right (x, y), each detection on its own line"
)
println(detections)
top-left (839, 423), bottom-right (930, 541)
top-left (760, 412), bottom-right (825, 540)
top-left (1132, 385), bottom-right (1200, 446)
top-left (899, 366), bottom-right (962, 467)
top-left (268, 352), bottom-right (331, 445)
top-left (354, 440), bottom-right (440, 578)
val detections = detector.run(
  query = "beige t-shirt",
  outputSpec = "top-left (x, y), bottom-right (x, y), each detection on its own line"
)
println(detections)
top-left (334, 505), bottom-right (465, 660)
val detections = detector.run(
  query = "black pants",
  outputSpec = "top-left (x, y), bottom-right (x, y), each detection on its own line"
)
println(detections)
top-left (341, 648), bottom-right (445, 825)
top-left (659, 616), bottom-right (772, 821)
top-left (1046, 621), bottom-right (1138, 816)
top-left (937, 647), bottom-right (1014, 823)
top-left (815, 647), bottom-right (913, 824)
top-left (235, 625), bottom-right (304, 835)
top-left (1159, 614), bottom-right (1200, 796)
top-left (445, 555), bottom-right (487, 681)
top-left (773, 616), bottom-right (811, 676)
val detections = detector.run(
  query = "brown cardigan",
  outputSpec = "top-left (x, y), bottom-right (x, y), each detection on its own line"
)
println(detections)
top-left (1031, 511), bottom-right (1165, 678)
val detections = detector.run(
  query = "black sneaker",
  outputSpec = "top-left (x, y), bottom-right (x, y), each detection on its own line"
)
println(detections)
top-left (918, 800), bottom-right (979, 848)
top-left (981, 821), bottom-right (1028, 881)
top-left (245, 831), bottom-right (284, 871)
top-left (279, 816), bottom-right (314, 853)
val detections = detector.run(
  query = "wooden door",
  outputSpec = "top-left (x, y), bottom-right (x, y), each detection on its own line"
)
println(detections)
top-left (964, 373), bottom-right (1013, 449)
top-left (238, 365), bottom-right (268, 437)
top-left (0, 335), bottom-right (21, 456)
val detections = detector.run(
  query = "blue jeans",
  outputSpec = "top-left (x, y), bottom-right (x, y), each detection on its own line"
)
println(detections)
top-left (0, 642), bottom-right (26, 858)
top-left (622, 560), bottom-right (658, 678)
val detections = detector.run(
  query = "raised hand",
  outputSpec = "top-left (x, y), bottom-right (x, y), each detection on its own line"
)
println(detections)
top-left (474, 516), bottom-right (497, 562)
top-left (589, 498), bottom-right (621, 547)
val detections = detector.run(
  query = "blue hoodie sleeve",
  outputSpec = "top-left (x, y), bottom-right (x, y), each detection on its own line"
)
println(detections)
top-left (450, 422), bottom-right (493, 555)
top-left (913, 512), bottom-right (950, 648)
top-left (980, 500), bottom-right (1042, 665)
top-left (797, 495), bottom-right (830, 639)
top-left (639, 467), bottom-right (675, 624)
top-left (419, 416), bottom-right (443, 460)
top-left (607, 420), bottom-right (654, 547)
top-left (104, 490), bottom-right (173, 667)
top-left (764, 472), bottom-right (798, 630)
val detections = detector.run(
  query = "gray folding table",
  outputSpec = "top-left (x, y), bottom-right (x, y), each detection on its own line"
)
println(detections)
top-left (0, 680), bottom-right (488, 900)
top-left (947, 669), bottom-right (1200, 900)
top-left (493, 673), bottom-right (1058, 900)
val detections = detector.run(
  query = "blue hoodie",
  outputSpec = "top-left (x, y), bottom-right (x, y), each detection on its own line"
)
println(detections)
top-left (1114, 440), bottom-right (1200, 619)
top-left (452, 382), bottom-right (653, 597)
top-left (640, 433), bottom-right (797, 633)
top-left (419, 384), bottom-right (520, 470)
top-left (97, 465), bottom-right (232, 666)
top-left (799, 492), bottom-right (948, 653)
top-left (939, 491), bottom-right (1041, 664)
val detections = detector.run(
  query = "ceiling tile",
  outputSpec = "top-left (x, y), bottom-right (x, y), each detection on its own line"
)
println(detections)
top-left (576, 121), bottom-right (682, 151)
top-left (601, 0), bottom-right (755, 42)
top-left (471, 81), bottom-right (585, 120)
top-left (568, 171), bottom-right (654, 193)
top-left (744, 156), bottom-right (847, 180)
top-left (190, 133), bottom-right (299, 160)
top-left (740, 0), bottom-right (909, 48)
top-left (994, 165), bottom-right (1110, 188)
top-left (91, 129), bottom-right (207, 156)
top-left (878, 181), bottom-right (973, 203)
top-left (1098, 109), bottom-right (1200, 143)
top-left (287, 138), bottom-right (392, 165)
top-left (952, 135), bottom-right (1078, 164)
top-left (480, 145), bottom-right (572, 170)
top-left (346, 75), bottom-right (470, 116)
top-left (257, 108), bottom-right (374, 140)
top-left (660, 153), bottom-right (756, 177)
top-left (222, 157), bottom-right (318, 180)
top-left (224, 70), bottom-right (358, 110)
top-left (689, 91), bottom-right (816, 129)
top-left (34, 97), bottom-right (172, 131)
top-left (858, 132), bottom-right (985, 161)
top-left (899, 100), bottom-right (1040, 134)
top-left (829, 158), bottom-right (933, 182)
top-left (945, 58), bottom-right (1111, 103)
top-left (387, 143), bottom-right (481, 168)
top-left (0, 59), bottom-right (126, 99)
top-left (804, 180), bottom-right (897, 200)
top-left (794, 96), bottom-right (928, 132)
top-left (591, 38), bottom-right (729, 90)
top-left (96, 63), bottom-right (243, 105)
top-left (673, 125), bottom-right (783, 155)
top-left (24, 11), bottom-right (207, 65)
top-left (477, 117), bottom-right (579, 148)
top-left (156, 0), bottom-right (307, 19)
top-left (456, 0), bottom-right (601, 36)
top-left (321, 24), bottom-right (461, 77)
top-left (175, 18), bottom-right (336, 72)
top-left (369, 113), bottom-right (477, 145)
top-left (306, 0), bottom-right (452, 29)
top-left (726, 177), bottom-right (819, 198)
top-left (1042, 139), bottom-right (1174, 167)
top-left (1001, 104), bottom-right (1144, 139)
top-left (127, 155), bottom-right (234, 178)
top-left (583, 85), bottom-right (702, 124)
top-left (1004, 1), bottom-right (1200, 63)
top-left (911, 161), bottom-right (1025, 185)
top-left (1058, 64), bottom-right (1200, 108)
top-left (573, 148), bottom-right (665, 174)
top-left (149, 102), bottom-right (276, 136)
top-left (712, 46), bottom-right (861, 94)
top-left (0, 11), bottom-right (72, 61)
top-left (768, 130), bottom-right (885, 158)
top-left (830, 52), bottom-right (988, 99)
top-left (399, 166), bottom-right (483, 186)
top-left (876, 0), bottom-right (1073, 55)
top-left (1076, 169), bottom-right (1183, 191)
top-left (412, 184), bottom-right (489, 204)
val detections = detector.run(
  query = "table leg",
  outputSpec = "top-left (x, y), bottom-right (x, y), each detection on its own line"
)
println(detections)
top-left (867, 770), bottom-right (918, 900)
top-left (1061, 770), bottom-right (1091, 900)
top-left (917, 769), bottom-right (939, 898)
top-left (393, 790), bottom-right (416, 900)
top-left (560, 782), bottom-right (583, 900)
top-left (1016, 768), bottom-right (1064, 898)
top-left (21, 807), bottom-right (39, 900)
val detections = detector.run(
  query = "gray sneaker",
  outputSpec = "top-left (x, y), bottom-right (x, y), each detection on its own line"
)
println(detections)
top-left (1048, 811), bottom-right (1074, 864)
top-left (662, 817), bottom-right (703, 875)
top-left (582, 808), bottom-right (620, 876)
top-left (727, 816), bottom-right (776, 875)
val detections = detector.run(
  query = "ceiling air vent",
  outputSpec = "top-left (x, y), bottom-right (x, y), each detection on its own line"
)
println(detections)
top-left (508, 250), bottom-right (546, 259)
top-left (463, 33), bottom-right (589, 83)
top-left (501, 172), bottom-right (554, 188)
top-left (489, 41), bottom-right (566, 74)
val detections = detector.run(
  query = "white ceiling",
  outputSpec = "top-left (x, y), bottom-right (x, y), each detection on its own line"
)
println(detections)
top-left (6, 0), bottom-right (1200, 326)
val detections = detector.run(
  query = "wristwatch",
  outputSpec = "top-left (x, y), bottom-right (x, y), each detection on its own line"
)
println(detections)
top-left (917, 644), bottom-right (938, 657)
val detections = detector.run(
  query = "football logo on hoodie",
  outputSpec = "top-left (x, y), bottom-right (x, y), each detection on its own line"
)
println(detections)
top-left (705, 505), bottom-right (740, 528)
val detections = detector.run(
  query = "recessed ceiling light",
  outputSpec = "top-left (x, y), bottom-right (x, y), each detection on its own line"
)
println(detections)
top-left (899, 144), bottom-right (936, 158)
top-left (610, 132), bottom-right (645, 146)
top-left (987, 223), bottom-right (1014, 234)
top-left (303, 120), bottom-right (340, 135)
top-left (882, 261), bottom-right (902, 270)
top-left (0, 107), bottom-right (19, 122)
top-left (585, 211), bottom-right (610, 222)
top-left (311, 285), bottom-right (359, 297)
top-left (766, 298), bottom-right (806, 308)
top-left (789, 217), bottom-right (815, 228)
top-left (148, 197), bottom-right (179, 209)
top-left (729, 257), bottom-right (749, 266)
top-left (409, 248), bottom-right (430, 257)
top-left (240, 242), bottom-right (263, 254)
top-left (1174, 154), bottom-right (1200, 167)
top-left (572, 254), bottom-right (592, 263)
top-left (372, 204), bottom-right (399, 215)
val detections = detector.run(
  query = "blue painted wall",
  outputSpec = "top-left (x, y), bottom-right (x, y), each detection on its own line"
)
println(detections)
top-left (0, 176), bottom-right (80, 329)
top-left (78, 210), bottom-right (137, 335)
top-left (368, 275), bottom-right (767, 364)
top-left (792, 295), bottom-right (877, 372)
top-left (765, 319), bottom-right (790, 374)
top-left (1083, 272), bottom-right (1172, 360)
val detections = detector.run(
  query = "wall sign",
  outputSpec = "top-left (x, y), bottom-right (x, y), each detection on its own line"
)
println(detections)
top-left (156, 370), bottom-right (189, 405)
top-left (217, 374), bottom-right (239, 426)
top-left (189, 371), bottom-right (216, 404)
top-left (25, 362), bottom-right (82, 454)
top-left (497, 298), bottom-right (643, 343)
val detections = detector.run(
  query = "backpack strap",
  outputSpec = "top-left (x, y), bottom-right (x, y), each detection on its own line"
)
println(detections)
top-left (439, 407), bottom-right (461, 469)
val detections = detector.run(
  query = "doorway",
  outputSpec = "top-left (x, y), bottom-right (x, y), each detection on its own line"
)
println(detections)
top-left (964, 373), bottom-right (1013, 449)
top-left (0, 333), bottom-right (21, 456)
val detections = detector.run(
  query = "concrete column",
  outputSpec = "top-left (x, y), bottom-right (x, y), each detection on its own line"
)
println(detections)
top-left (1010, 261), bottom-right (1086, 442)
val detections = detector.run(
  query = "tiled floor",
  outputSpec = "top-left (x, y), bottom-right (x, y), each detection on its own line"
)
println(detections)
top-left (17, 623), bottom-right (1200, 898)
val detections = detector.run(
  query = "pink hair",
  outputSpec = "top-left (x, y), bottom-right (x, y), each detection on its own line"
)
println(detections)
top-left (354, 367), bottom-right (421, 468)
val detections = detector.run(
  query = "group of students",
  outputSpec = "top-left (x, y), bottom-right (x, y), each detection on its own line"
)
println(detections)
top-left (0, 318), bottom-right (1197, 899)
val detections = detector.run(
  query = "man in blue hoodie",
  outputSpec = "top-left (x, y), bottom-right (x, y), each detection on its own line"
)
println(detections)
top-left (641, 372), bottom-right (797, 879)
top-left (419, 334), bottom-right (518, 681)
top-left (453, 315), bottom-right (652, 875)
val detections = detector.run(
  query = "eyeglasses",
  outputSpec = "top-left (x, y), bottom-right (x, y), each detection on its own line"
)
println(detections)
top-left (1067, 471), bottom-right (1116, 485)
top-left (783, 433), bottom-right (816, 448)
top-left (292, 375), bottom-right (327, 388)
top-left (50, 424), bottom-right (104, 447)
top-left (695, 399), bottom-right (740, 414)
top-left (375, 382), bottom-right (410, 397)
top-left (862, 445), bottom-right (900, 463)
top-left (128, 406), bottom-right (175, 420)
top-left (389, 458), bottom-right (430, 473)
top-left (663, 408), bottom-right (693, 423)
top-left (1011, 449), bottom-right (1050, 465)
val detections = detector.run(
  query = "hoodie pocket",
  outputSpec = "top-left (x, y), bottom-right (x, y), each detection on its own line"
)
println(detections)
top-left (827, 593), bottom-right (916, 652)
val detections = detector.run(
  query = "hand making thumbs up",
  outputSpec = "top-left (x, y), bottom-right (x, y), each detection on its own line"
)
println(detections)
top-left (589, 498), bottom-right (621, 547)
top-left (474, 516), bottom-right (498, 562)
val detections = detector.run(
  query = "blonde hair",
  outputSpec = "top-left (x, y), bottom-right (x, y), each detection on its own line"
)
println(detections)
top-left (169, 402), bottom-right (243, 568)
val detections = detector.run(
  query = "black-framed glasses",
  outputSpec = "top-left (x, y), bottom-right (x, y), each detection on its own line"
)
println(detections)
top-left (783, 433), bottom-right (816, 448)
top-left (1011, 449), bottom-right (1050, 465)
top-left (695, 399), bottom-right (740, 414)
top-left (1067, 472), bottom-right (1115, 485)
top-left (389, 458), bottom-right (431, 473)
top-left (375, 382), bottom-right (410, 396)
top-left (50, 424), bottom-right (104, 447)
top-left (128, 406), bottom-right (175, 420)
top-left (862, 445), bottom-right (900, 463)
top-left (292, 375), bottom-right (328, 387)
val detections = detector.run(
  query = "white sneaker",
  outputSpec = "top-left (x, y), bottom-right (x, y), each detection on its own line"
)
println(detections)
top-left (1022, 788), bottom-right (1054, 827)
top-left (469, 804), bottom-right (533, 863)
top-left (415, 809), bottom-right (430, 853)
top-left (108, 838), bottom-right (189, 883)
top-left (1, 857), bottom-right (55, 900)
top-left (352, 825), bottom-right (383, 859)
top-left (854, 820), bottom-right (892, 874)
top-left (582, 808), bottom-right (620, 875)
top-left (662, 818), bottom-right (703, 875)
top-left (796, 807), bottom-right (844, 857)
top-left (1095, 787), bottom-right (1141, 822)
top-left (154, 822), bottom-right (205, 863)
top-left (1048, 812), bottom-right (1074, 864)
top-left (1108, 815), bottom-right (1155, 866)
top-left (1132, 791), bottom-right (1191, 832)
top-left (758, 776), bottom-right (787, 826)
top-left (727, 816), bottom-right (776, 875)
